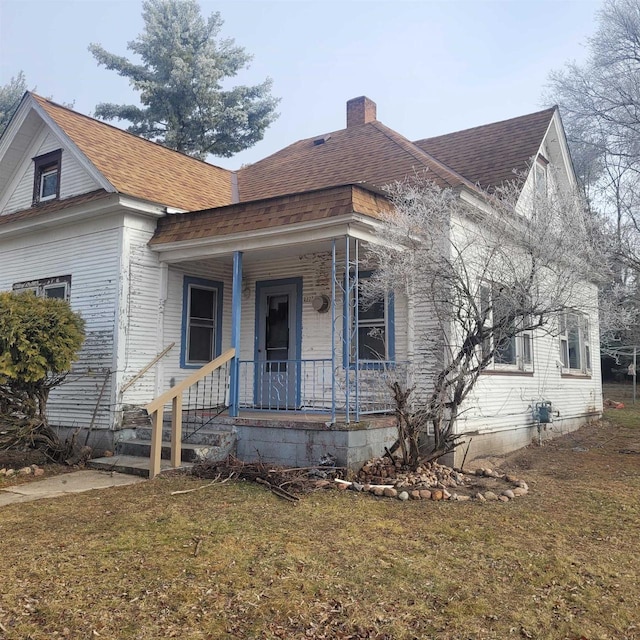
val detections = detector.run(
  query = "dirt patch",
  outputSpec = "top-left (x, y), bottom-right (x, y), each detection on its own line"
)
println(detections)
top-left (0, 449), bottom-right (48, 468)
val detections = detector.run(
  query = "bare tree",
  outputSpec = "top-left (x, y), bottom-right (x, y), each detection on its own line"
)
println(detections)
top-left (547, 0), bottom-right (640, 354)
top-left (363, 173), bottom-right (606, 467)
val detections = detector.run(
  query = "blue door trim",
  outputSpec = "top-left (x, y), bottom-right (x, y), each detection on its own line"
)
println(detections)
top-left (254, 277), bottom-right (303, 407)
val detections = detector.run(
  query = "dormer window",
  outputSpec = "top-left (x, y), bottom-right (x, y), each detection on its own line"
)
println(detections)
top-left (32, 149), bottom-right (62, 204)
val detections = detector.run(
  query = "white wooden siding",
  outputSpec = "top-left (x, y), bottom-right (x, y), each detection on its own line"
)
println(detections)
top-left (117, 217), bottom-right (164, 408)
top-left (0, 216), bottom-right (123, 429)
top-left (3, 131), bottom-right (100, 215)
top-left (458, 286), bottom-right (602, 435)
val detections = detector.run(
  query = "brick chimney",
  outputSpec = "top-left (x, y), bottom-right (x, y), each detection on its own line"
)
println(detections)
top-left (346, 96), bottom-right (377, 128)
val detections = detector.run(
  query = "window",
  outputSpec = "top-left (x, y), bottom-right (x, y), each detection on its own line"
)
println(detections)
top-left (534, 156), bottom-right (548, 199)
top-left (13, 275), bottom-right (71, 301)
top-left (32, 150), bottom-right (62, 204)
top-left (348, 271), bottom-right (395, 363)
top-left (559, 312), bottom-right (591, 374)
top-left (181, 276), bottom-right (223, 367)
top-left (480, 283), bottom-right (533, 372)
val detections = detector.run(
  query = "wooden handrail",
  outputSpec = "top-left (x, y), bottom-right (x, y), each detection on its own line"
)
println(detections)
top-left (145, 347), bottom-right (235, 479)
top-left (121, 342), bottom-right (175, 394)
top-left (145, 348), bottom-right (235, 414)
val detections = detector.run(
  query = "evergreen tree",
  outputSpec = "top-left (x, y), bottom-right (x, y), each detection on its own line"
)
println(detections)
top-left (89, 0), bottom-right (279, 159)
top-left (0, 72), bottom-right (27, 138)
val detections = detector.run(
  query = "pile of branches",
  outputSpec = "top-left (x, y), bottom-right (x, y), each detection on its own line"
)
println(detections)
top-left (0, 384), bottom-right (65, 459)
top-left (192, 455), bottom-right (344, 502)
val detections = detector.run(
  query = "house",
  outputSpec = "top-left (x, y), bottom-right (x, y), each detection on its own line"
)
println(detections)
top-left (0, 93), bottom-right (602, 475)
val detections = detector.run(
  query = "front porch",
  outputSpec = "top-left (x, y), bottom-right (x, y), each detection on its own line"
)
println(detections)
top-left (132, 185), bottom-right (409, 476)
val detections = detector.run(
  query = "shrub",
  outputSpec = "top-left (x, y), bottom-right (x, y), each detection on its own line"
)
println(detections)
top-left (0, 291), bottom-right (84, 454)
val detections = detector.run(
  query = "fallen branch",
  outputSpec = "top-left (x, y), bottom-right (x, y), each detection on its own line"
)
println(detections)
top-left (170, 475), bottom-right (221, 495)
top-left (256, 477), bottom-right (300, 502)
top-left (334, 478), bottom-right (395, 490)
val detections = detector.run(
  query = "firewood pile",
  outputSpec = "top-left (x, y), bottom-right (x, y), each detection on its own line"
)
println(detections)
top-left (192, 456), bottom-right (345, 501)
top-left (357, 456), bottom-right (469, 490)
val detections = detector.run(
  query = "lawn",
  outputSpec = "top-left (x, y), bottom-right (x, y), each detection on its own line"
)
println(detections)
top-left (0, 397), bottom-right (639, 639)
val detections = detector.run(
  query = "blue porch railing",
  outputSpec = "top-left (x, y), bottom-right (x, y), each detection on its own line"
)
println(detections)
top-left (237, 358), bottom-right (409, 419)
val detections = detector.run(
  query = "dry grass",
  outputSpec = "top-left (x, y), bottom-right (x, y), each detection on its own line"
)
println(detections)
top-left (1, 396), bottom-right (639, 640)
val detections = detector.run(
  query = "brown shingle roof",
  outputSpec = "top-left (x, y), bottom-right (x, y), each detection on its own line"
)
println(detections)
top-left (31, 93), bottom-right (233, 211)
top-left (413, 108), bottom-right (556, 190)
top-left (237, 121), bottom-right (479, 203)
top-left (151, 185), bottom-right (390, 245)
top-left (0, 190), bottom-right (112, 228)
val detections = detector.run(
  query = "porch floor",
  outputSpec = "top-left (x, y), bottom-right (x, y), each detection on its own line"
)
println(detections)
top-left (196, 409), bottom-right (396, 431)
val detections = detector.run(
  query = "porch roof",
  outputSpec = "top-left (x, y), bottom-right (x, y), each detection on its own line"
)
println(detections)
top-left (149, 184), bottom-right (392, 246)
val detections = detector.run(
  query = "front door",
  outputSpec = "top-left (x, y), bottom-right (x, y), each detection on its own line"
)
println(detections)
top-left (255, 280), bottom-right (301, 409)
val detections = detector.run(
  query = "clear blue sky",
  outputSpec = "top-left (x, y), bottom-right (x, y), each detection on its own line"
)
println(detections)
top-left (0, 0), bottom-right (600, 169)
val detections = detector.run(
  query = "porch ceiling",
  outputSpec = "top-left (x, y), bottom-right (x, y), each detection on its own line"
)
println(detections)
top-left (150, 184), bottom-right (391, 257)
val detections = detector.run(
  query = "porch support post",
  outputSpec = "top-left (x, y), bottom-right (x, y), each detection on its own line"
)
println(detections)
top-left (331, 239), bottom-right (337, 424)
top-left (343, 236), bottom-right (351, 423)
top-left (354, 238), bottom-right (360, 422)
top-left (229, 251), bottom-right (243, 417)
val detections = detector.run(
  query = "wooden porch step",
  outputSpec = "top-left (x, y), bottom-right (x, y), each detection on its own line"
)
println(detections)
top-left (116, 438), bottom-right (220, 463)
top-left (88, 455), bottom-right (192, 478)
top-left (133, 426), bottom-right (236, 448)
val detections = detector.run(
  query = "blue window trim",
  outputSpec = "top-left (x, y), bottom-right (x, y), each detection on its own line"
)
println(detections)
top-left (253, 277), bottom-right (303, 407)
top-left (180, 275), bottom-right (224, 369)
top-left (343, 270), bottom-right (395, 369)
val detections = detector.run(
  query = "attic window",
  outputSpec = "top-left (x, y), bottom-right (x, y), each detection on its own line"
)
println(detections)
top-left (535, 156), bottom-right (548, 198)
top-left (32, 149), bottom-right (62, 205)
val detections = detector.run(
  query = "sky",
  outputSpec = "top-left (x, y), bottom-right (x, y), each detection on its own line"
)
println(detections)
top-left (0, 0), bottom-right (601, 170)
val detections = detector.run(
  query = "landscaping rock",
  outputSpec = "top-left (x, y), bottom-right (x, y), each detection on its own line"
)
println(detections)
top-left (398, 491), bottom-right (409, 501)
top-left (431, 489), bottom-right (443, 501)
top-left (419, 489), bottom-right (432, 500)
top-left (18, 466), bottom-right (32, 476)
top-left (5, 468), bottom-right (15, 477)
top-left (456, 495), bottom-right (471, 501)
top-left (506, 474), bottom-right (519, 483)
top-left (351, 482), bottom-right (364, 492)
top-left (0, 468), bottom-right (6, 476)
top-left (484, 491), bottom-right (498, 501)
top-left (502, 489), bottom-right (515, 499)
top-left (516, 480), bottom-right (529, 491)
top-left (498, 495), bottom-right (510, 502)
top-left (475, 492), bottom-right (486, 502)
top-left (409, 490), bottom-right (421, 500)
top-left (512, 487), bottom-right (528, 497)
top-left (33, 467), bottom-right (45, 477)
top-left (373, 487), bottom-right (385, 497)
top-left (383, 488), bottom-right (398, 498)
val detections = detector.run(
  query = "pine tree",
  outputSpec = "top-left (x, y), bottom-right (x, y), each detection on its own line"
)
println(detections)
top-left (89, 0), bottom-right (279, 159)
top-left (0, 72), bottom-right (27, 138)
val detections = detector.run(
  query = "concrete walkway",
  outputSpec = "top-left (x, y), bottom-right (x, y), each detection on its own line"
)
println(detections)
top-left (0, 470), bottom-right (145, 507)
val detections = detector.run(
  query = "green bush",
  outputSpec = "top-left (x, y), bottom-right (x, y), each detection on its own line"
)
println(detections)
top-left (0, 291), bottom-right (84, 453)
